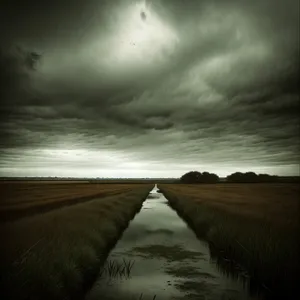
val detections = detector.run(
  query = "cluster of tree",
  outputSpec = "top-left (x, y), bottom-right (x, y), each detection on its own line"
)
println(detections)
top-left (180, 171), bottom-right (219, 184)
top-left (178, 171), bottom-right (300, 184)
top-left (226, 172), bottom-right (280, 183)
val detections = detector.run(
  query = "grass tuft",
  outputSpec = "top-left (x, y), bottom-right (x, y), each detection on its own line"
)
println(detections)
top-left (100, 258), bottom-right (135, 279)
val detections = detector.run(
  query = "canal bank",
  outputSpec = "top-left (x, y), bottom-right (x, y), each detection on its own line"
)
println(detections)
top-left (86, 185), bottom-right (261, 300)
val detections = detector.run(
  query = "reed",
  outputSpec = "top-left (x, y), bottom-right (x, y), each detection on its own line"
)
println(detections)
top-left (158, 184), bottom-right (299, 300)
top-left (0, 185), bottom-right (153, 300)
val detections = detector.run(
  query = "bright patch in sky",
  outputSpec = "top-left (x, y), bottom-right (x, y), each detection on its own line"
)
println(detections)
top-left (108, 1), bottom-right (179, 65)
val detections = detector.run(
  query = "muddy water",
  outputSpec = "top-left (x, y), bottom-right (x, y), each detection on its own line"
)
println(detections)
top-left (85, 185), bottom-right (262, 300)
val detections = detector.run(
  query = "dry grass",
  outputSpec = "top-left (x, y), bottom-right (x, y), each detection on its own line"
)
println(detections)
top-left (0, 182), bottom-right (140, 221)
top-left (0, 184), bottom-right (153, 300)
top-left (158, 183), bottom-right (300, 300)
top-left (0, 182), bottom-right (138, 207)
top-left (0, 180), bottom-right (91, 184)
top-left (160, 183), bottom-right (299, 228)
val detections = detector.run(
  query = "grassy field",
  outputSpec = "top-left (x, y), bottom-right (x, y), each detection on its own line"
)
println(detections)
top-left (158, 183), bottom-right (299, 300)
top-left (0, 183), bottom-right (153, 300)
top-left (0, 182), bottom-right (140, 221)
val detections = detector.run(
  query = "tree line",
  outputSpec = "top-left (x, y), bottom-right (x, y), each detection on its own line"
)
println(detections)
top-left (179, 171), bottom-right (299, 184)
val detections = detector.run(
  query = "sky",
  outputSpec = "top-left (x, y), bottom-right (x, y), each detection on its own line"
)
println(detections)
top-left (0, 0), bottom-right (299, 178)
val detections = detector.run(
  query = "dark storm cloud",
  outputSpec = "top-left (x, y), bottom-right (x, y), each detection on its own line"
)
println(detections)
top-left (0, 0), bottom-right (299, 177)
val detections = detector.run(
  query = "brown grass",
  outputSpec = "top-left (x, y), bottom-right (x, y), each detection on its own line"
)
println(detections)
top-left (160, 183), bottom-right (299, 228)
top-left (0, 182), bottom-right (142, 221)
top-left (158, 183), bottom-right (300, 299)
top-left (1, 182), bottom-right (138, 206)
top-left (0, 184), bottom-right (153, 300)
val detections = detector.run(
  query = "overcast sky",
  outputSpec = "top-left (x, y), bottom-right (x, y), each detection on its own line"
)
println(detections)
top-left (0, 0), bottom-right (299, 178)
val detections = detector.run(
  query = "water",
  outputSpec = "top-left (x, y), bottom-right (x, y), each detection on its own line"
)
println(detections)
top-left (85, 185), bottom-right (262, 300)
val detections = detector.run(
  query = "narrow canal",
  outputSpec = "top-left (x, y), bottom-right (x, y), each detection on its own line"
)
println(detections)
top-left (85, 185), bottom-right (262, 300)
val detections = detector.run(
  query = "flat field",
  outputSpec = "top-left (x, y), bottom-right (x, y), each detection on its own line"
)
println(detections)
top-left (158, 183), bottom-right (300, 299)
top-left (0, 183), bottom-right (153, 300)
top-left (159, 183), bottom-right (299, 228)
top-left (0, 181), bottom-right (140, 221)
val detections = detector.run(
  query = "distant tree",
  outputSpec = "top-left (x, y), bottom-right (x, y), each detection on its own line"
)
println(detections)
top-left (244, 172), bottom-right (258, 183)
top-left (180, 171), bottom-right (202, 183)
top-left (180, 171), bottom-right (219, 184)
top-left (258, 174), bottom-right (279, 183)
top-left (201, 172), bottom-right (219, 183)
top-left (226, 172), bottom-right (244, 183)
top-left (227, 172), bottom-right (279, 183)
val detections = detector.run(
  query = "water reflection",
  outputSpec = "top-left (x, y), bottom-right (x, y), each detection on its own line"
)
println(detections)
top-left (85, 186), bottom-right (264, 300)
